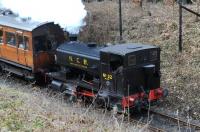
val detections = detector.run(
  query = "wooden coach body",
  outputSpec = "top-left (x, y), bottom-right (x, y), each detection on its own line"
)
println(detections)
top-left (0, 15), bottom-right (64, 79)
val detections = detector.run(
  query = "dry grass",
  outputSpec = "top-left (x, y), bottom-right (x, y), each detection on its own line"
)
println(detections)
top-left (79, 1), bottom-right (119, 43)
top-left (0, 77), bottom-right (144, 131)
top-left (81, 2), bottom-right (200, 119)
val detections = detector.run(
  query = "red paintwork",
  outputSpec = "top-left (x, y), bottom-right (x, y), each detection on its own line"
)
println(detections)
top-left (148, 88), bottom-right (164, 101)
top-left (79, 90), bottom-right (95, 97)
top-left (121, 88), bottom-right (164, 108)
top-left (121, 93), bottom-right (144, 108)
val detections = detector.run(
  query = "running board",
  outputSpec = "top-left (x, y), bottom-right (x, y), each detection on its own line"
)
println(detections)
top-left (3, 67), bottom-right (24, 77)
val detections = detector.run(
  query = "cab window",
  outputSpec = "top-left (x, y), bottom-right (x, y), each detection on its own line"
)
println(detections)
top-left (6, 32), bottom-right (16, 46)
top-left (0, 30), bottom-right (3, 44)
top-left (18, 35), bottom-right (29, 50)
top-left (110, 55), bottom-right (123, 72)
top-left (128, 55), bottom-right (136, 66)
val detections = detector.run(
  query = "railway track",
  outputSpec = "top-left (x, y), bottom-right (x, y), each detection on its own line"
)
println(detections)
top-left (149, 110), bottom-right (200, 131)
top-left (132, 118), bottom-right (165, 132)
top-left (139, 109), bottom-right (200, 131)
top-left (148, 126), bottom-right (165, 132)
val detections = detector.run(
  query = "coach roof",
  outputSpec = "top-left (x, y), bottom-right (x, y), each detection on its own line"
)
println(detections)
top-left (0, 15), bottom-right (52, 31)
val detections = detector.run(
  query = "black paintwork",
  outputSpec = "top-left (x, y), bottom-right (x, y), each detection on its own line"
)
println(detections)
top-left (56, 42), bottom-right (104, 75)
top-left (51, 42), bottom-right (161, 107)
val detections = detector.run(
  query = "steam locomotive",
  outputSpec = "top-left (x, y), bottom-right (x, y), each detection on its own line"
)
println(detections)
top-left (48, 40), bottom-right (168, 112)
top-left (0, 13), bottom-right (168, 112)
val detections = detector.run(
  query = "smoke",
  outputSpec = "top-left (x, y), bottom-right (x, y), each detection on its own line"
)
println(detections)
top-left (0, 0), bottom-right (87, 33)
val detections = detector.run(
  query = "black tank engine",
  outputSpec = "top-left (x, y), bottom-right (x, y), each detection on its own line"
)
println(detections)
top-left (49, 41), bottom-right (168, 112)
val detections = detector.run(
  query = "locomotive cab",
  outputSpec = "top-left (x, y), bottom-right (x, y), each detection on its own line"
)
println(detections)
top-left (100, 44), bottom-right (168, 111)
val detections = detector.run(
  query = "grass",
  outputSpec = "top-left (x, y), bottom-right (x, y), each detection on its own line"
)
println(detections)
top-left (0, 87), bottom-right (26, 131)
top-left (0, 79), bottom-right (144, 131)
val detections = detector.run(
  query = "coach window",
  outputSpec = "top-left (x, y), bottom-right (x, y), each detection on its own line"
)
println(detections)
top-left (6, 32), bottom-right (16, 46)
top-left (0, 30), bottom-right (3, 44)
top-left (18, 35), bottom-right (24, 49)
top-left (24, 36), bottom-right (29, 50)
top-left (18, 35), bottom-right (29, 50)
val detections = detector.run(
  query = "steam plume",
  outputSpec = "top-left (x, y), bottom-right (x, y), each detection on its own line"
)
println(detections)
top-left (0, 0), bottom-right (87, 33)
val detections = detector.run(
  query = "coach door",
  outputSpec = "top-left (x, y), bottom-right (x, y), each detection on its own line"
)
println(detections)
top-left (17, 34), bottom-right (29, 66)
top-left (4, 31), bottom-right (18, 62)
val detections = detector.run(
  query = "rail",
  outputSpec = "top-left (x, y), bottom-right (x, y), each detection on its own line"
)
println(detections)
top-left (150, 110), bottom-right (200, 130)
top-left (131, 118), bottom-right (165, 132)
top-left (143, 109), bottom-right (200, 131)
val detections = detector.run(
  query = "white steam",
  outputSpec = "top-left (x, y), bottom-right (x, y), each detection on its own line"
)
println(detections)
top-left (0, 0), bottom-right (87, 33)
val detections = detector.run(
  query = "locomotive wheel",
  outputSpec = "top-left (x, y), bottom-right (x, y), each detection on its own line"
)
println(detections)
top-left (82, 96), bottom-right (93, 107)
top-left (64, 94), bottom-right (77, 103)
top-left (94, 96), bottom-right (111, 110)
top-left (94, 96), bottom-right (107, 108)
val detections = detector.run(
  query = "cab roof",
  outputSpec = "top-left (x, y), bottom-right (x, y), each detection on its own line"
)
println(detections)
top-left (101, 43), bottom-right (158, 56)
top-left (0, 15), bottom-right (52, 31)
